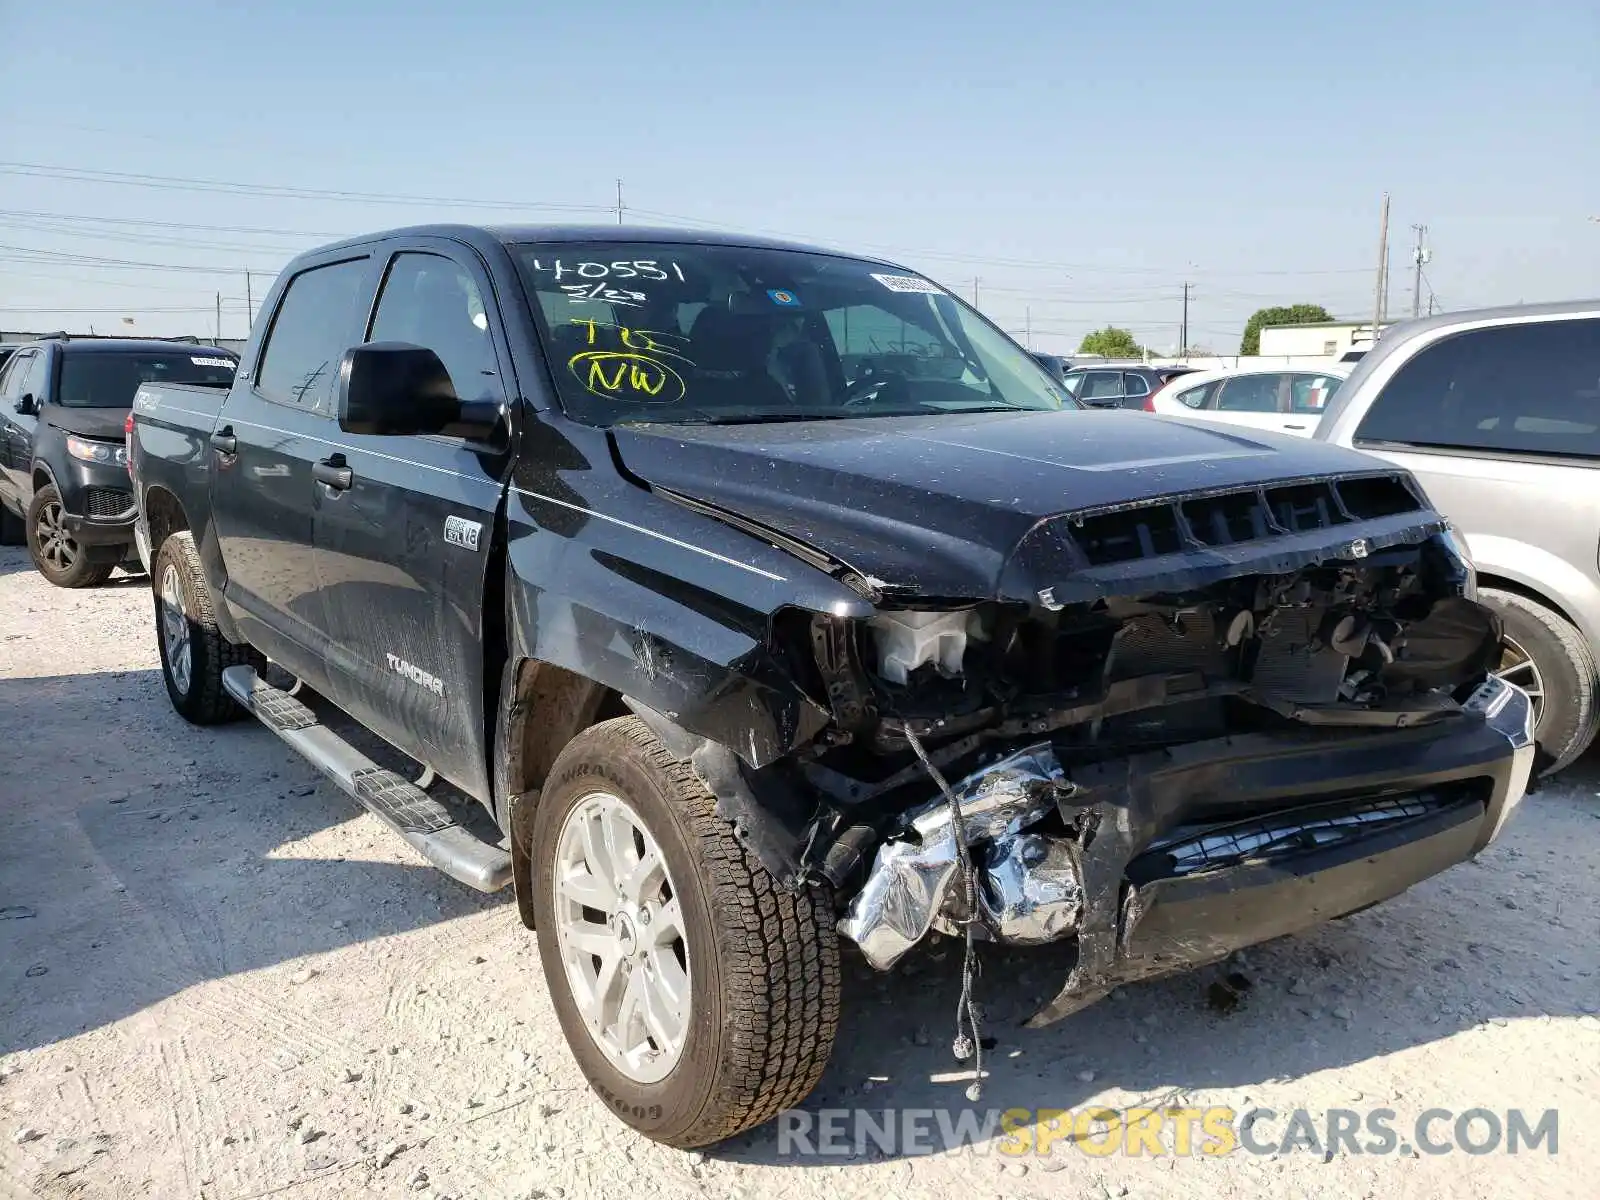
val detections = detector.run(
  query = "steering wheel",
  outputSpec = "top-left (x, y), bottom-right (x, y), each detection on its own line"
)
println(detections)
top-left (842, 368), bottom-right (907, 408)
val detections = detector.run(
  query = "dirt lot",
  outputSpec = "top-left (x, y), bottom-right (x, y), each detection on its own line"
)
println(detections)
top-left (1, 543), bottom-right (1597, 1200)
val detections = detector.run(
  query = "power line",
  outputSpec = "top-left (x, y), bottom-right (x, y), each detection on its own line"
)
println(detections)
top-left (0, 216), bottom-right (310, 257)
top-left (0, 165), bottom-right (1374, 285)
top-left (623, 205), bottom-right (1375, 280)
top-left (0, 304), bottom-right (250, 314)
top-left (0, 161), bottom-right (615, 213)
top-left (0, 208), bottom-right (347, 239)
top-left (0, 244), bottom-right (281, 274)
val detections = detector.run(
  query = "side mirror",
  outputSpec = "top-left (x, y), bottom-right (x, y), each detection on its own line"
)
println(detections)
top-left (337, 343), bottom-right (465, 437)
top-left (14, 394), bottom-right (38, 416)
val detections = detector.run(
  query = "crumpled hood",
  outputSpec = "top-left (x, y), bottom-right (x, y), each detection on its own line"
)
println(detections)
top-left (612, 409), bottom-right (1419, 599)
top-left (41, 404), bottom-right (129, 440)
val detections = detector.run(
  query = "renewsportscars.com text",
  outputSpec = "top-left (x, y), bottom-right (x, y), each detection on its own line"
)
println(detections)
top-left (777, 1106), bottom-right (1559, 1159)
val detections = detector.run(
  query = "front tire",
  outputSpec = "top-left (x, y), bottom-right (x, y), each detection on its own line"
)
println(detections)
top-left (153, 531), bottom-right (258, 724)
top-left (1480, 588), bottom-right (1599, 774)
top-left (531, 717), bottom-right (840, 1148)
top-left (26, 485), bottom-right (115, 588)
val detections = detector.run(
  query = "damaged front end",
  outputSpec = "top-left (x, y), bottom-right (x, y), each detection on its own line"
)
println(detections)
top-left (701, 473), bottom-right (1539, 1027)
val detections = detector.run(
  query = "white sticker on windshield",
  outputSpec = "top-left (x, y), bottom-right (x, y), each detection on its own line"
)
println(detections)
top-left (191, 356), bottom-right (235, 369)
top-left (870, 273), bottom-right (943, 295)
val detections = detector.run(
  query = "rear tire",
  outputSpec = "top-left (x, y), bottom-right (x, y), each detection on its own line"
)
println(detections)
top-left (1480, 588), bottom-right (1599, 774)
top-left (26, 485), bottom-right (116, 588)
top-left (531, 717), bottom-right (840, 1148)
top-left (153, 531), bottom-right (259, 724)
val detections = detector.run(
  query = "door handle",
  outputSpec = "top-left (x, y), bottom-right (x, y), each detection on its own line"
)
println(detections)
top-left (314, 454), bottom-right (353, 491)
top-left (210, 426), bottom-right (237, 454)
top-left (1284, 423), bottom-right (1307, 431)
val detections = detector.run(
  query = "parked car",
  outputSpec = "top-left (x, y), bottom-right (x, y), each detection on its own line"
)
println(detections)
top-left (1029, 350), bottom-right (1070, 382)
top-left (1148, 364), bottom-right (1350, 437)
top-left (0, 336), bottom-right (237, 585)
top-left (1064, 362), bottom-right (1200, 408)
top-left (1314, 299), bottom-right (1600, 773)
top-left (131, 223), bottom-right (1533, 1148)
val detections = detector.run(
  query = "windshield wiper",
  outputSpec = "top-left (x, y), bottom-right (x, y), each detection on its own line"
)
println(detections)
top-left (654, 412), bottom-right (845, 427)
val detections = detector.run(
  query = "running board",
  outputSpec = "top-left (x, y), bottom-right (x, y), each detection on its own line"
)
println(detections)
top-left (222, 665), bottom-right (512, 892)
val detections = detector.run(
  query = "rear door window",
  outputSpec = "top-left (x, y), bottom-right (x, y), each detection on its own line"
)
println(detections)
top-left (1120, 373), bottom-right (1151, 398)
top-left (1355, 318), bottom-right (1600, 457)
top-left (1290, 373), bottom-right (1342, 414)
top-left (256, 258), bottom-right (371, 411)
top-left (1079, 370), bottom-right (1125, 401)
top-left (1214, 374), bottom-right (1283, 412)
top-left (0, 350), bottom-right (36, 402)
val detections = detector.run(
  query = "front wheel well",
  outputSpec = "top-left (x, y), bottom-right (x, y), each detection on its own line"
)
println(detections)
top-left (497, 658), bottom-right (623, 928)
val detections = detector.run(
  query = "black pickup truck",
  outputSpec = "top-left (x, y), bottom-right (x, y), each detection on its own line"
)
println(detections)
top-left (129, 224), bottom-right (1536, 1148)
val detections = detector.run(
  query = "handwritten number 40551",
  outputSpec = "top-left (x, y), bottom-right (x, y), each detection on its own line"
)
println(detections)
top-left (529, 259), bottom-right (686, 283)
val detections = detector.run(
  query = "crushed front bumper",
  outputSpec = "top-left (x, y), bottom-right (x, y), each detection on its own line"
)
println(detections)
top-left (838, 675), bottom-right (1536, 1026)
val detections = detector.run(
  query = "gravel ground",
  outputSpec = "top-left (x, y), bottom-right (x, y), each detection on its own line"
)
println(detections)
top-left (2, 543), bottom-right (1597, 1200)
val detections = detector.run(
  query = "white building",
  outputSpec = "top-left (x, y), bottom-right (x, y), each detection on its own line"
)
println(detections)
top-left (1258, 320), bottom-right (1390, 358)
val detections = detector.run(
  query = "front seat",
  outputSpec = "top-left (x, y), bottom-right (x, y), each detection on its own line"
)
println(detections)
top-left (686, 307), bottom-right (793, 413)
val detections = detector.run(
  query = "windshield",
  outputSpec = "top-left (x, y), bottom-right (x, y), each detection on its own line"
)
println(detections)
top-left (57, 350), bottom-right (237, 408)
top-left (514, 241), bottom-right (1072, 425)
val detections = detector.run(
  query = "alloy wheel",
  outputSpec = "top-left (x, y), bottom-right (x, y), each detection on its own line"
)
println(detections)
top-left (1494, 634), bottom-right (1546, 728)
top-left (552, 790), bottom-right (691, 1085)
top-left (159, 563), bottom-right (192, 695)
top-left (35, 501), bottom-right (77, 572)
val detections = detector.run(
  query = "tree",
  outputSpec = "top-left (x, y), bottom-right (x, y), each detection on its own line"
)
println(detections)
top-left (1077, 326), bottom-right (1144, 359)
top-left (1239, 304), bottom-right (1335, 355)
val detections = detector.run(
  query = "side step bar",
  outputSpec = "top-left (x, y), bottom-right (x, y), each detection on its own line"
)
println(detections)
top-left (222, 665), bottom-right (512, 892)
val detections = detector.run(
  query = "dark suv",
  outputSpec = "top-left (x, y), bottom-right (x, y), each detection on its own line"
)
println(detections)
top-left (0, 336), bottom-right (237, 586)
top-left (1064, 362), bottom-right (1200, 409)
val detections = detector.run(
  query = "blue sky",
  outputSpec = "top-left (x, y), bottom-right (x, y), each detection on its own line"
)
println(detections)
top-left (1, 0), bottom-right (1595, 353)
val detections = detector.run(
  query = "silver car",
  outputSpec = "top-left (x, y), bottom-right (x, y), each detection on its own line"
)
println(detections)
top-left (1314, 299), bottom-right (1600, 772)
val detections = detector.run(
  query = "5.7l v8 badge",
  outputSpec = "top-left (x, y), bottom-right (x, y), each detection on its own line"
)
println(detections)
top-left (444, 516), bottom-right (482, 551)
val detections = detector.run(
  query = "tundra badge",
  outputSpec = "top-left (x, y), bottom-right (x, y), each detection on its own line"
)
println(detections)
top-left (386, 653), bottom-right (444, 697)
top-left (444, 516), bottom-right (482, 551)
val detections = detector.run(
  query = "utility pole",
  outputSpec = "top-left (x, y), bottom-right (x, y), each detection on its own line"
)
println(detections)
top-left (1409, 224), bottom-right (1431, 318)
top-left (1372, 192), bottom-right (1390, 345)
top-left (1179, 281), bottom-right (1191, 355)
top-left (1025, 306), bottom-right (1032, 349)
top-left (615, 179), bottom-right (625, 225)
top-left (971, 277), bottom-right (980, 308)
top-left (215, 291), bottom-right (222, 342)
top-left (245, 270), bottom-right (254, 330)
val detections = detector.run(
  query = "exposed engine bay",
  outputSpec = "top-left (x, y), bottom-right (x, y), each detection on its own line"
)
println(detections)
top-left (629, 476), bottom-right (1533, 1046)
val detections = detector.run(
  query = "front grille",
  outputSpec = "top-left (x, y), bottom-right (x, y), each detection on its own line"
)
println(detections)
top-left (1070, 474), bottom-right (1422, 566)
top-left (84, 487), bottom-right (132, 519)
